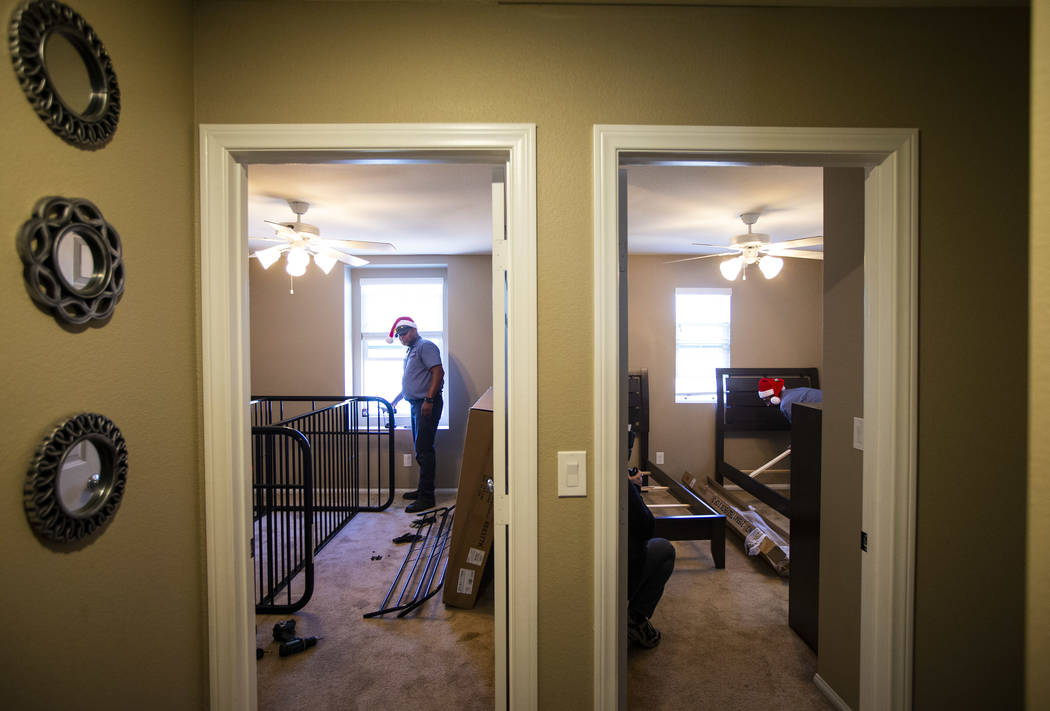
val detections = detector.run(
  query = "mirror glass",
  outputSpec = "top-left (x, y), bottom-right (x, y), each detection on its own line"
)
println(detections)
top-left (55, 230), bottom-right (97, 292)
top-left (57, 440), bottom-right (104, 515)
top-left (43, 31), bottom-right (93, 115)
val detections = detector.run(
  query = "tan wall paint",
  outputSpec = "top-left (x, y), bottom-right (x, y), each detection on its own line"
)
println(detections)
top-left (189, 3), bottom-right (1028, 708)
top-left (626, 254), bottom-right (823, 478)
top-left (1029, 2), bottom-right (1049, 709)
top-left (194, 4), bottom-right (1029, 706)
top-left (250, 259), bottom-right (346, 395)
top-left (817, 167), bottom-right (865, 706)
top-left (0, 1), bottom-right (202, 708)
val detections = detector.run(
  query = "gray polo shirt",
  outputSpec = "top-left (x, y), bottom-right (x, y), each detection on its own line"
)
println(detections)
top-left (402, 337), bottom-right (442, 400)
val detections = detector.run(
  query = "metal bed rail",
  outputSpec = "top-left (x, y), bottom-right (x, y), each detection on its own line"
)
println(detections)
top-left (251, 425), bottom-right (314, 613)
top-left (249, 395), bottom-right (396, 613)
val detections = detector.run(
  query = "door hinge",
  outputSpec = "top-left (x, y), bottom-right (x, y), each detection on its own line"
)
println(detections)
top-left (861, 531), bottom-right (868, 552)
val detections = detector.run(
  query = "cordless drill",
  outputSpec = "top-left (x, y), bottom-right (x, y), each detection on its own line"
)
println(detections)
top-left (272, 619), bottom-right (319, 658)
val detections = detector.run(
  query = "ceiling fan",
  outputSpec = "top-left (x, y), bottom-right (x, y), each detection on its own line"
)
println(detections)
top-left (667, 212), bottom-right (823, 281)
top-left (251, 199), bottom-right (396, 276)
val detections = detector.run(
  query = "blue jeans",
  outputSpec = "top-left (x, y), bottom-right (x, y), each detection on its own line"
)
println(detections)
top-left (408, 396), bottom-right (442, 499)
top-left (628, 538), bottom-right (676, 620)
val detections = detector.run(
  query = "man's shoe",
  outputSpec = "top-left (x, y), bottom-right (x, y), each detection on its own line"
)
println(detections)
top-left (627, 615), bottom-right (661, 649)
top-left (402, 490), bottom-right (419, 500)
top-left (405, 498), bottom-right (436, 513)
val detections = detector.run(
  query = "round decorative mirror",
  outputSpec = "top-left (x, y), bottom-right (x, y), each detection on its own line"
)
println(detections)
top-left (9, 0), bottom-right (121, 149)
top-left (25, 413), bottom-right (128, 543)
top-left (17, 196), bottom-right (125, 328)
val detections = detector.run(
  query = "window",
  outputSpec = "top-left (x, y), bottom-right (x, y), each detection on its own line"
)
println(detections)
top-left (675, 288), bottom-right (731, 403)
top-left (358, 275), bottom-right (449, 427)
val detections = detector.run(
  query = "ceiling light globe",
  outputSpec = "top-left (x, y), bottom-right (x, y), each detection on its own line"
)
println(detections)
top-left (758, 255), bottom-right (784, 279)
top-left (255, 246), bottom-right (284, 270)
top-left (719, 256), bottom-right (743, 281)
top-left (285, 247), bottom-right (310, 270)
top-left (313, 251), bottom-right (338, 275)
top-left (285, 260), bottom-right (307, 277)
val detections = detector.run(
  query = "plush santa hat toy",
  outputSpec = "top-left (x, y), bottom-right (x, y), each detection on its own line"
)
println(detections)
top-left (758, 377), bottom-right (785, 405)
top-left (386, 316), bottom-right (418, 343)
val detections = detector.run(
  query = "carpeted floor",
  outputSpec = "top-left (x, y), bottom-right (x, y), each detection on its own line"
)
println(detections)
top-left (256, 490), bottom-right (495, 711)
top-left (256, 487), bottom-right (832, 710)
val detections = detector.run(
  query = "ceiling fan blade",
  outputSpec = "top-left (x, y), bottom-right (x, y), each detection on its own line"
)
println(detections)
top-left (664, 252), bottom-right (737, 264)
top-left (767, 248), bottom-right (824, 260)
top-left (250, 235), bottom-right (290, 243)
top-left (327, 250), bottom-right (370, 267)
top-left (773, 235), bottom-right (823, 249)
top-left (319, 238), bottom-right (397, 253)
top-left (690, 242), bottom-right (733, 249)
top-left (264, 220), bottom-right (299, 239)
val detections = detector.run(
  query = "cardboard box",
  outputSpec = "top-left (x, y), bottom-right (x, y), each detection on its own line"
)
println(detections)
top-left (443, 388), bottom-right (495, 608)
top-left (686, 474), bottom-right (791, 577)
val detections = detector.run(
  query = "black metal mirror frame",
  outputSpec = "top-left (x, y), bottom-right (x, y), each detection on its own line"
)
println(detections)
top-left (17, 196), bottom-right (125, 327)
top-left (9, 0), bottom-right (120, 149)
top-left (25, 413), bottom-right (128, 543)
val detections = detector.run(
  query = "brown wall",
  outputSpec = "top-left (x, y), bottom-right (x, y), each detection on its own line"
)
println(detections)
top-left (250, 254), bottom-right (493, 489)
top-left (193, 4), bottom-right (1027, 707)
top-left (817, 167), bottom-right (866, 706)
top-left (1029, 2), bottom-right (1049, 709)
top-left (0, 0), bottom-right (202, 708)
top-left (626, 254), bottom-right (823, 478)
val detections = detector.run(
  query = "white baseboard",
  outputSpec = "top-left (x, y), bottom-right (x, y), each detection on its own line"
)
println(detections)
top-left (813, 673), bottom-right (853, 711)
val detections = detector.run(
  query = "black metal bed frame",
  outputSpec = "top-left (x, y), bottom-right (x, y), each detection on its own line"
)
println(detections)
top-left (249, 395), bottom-right (396, 613)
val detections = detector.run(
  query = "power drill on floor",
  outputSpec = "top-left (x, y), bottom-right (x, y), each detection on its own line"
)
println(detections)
top-left (272, 619), bottom-right (319, 658)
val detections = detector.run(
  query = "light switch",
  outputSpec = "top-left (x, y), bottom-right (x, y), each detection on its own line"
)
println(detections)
top-left (558, 451), bottom-right (587, 497)
top-left (853, 417), bottom-right (864, 451)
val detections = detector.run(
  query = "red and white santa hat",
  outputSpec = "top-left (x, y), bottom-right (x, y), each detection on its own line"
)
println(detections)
top-left (758, 377), bottom-right (785, 405)
top-left (386, 316), bottom-right (418, 343)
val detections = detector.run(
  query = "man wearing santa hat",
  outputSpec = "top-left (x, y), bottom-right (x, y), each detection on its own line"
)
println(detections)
top-left (388, 316), bottom-right (444, 513)
top-left (758, 377), bottom-right (822, 423)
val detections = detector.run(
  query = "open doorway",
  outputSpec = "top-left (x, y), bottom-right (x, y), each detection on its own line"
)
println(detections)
top-left (620, 161), bottom-right (850, 709)
top-left (592, 126), bottom-right (918, 711)
top-left (199, 124), bottom-right (538, 711)
top-left (244, 158), bottom-right (502, 708)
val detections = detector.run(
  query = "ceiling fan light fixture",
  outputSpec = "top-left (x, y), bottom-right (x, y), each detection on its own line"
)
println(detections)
top-left (285, 247), bottom-right (310, 277)
top-left (719, 256), bottom-right (743, 281)
top-left (758, 255), bottom-right (784, 279)
top-left (313, 250), bottom-right (339, 275)
top-left (256, 245), bottom-right (284, 270)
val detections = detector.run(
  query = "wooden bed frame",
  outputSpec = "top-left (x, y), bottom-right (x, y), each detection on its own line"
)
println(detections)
top-left (713, 367), bottom-right (820, 518)
top-left (629, 369), bottom-right (725, 568)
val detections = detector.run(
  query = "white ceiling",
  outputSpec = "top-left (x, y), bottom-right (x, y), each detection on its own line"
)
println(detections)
top-left (246, 161), bottom-right (823, 258)
top-left (627, 164), bottom-right (823, 255)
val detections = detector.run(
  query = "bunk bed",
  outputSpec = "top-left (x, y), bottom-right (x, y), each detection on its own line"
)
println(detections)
top-left (713, 367), bottom-right (820, 519)
top-left (629, 370), bottom-right (725, 569)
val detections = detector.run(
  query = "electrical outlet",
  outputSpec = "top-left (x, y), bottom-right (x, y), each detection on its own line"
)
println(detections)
top-left (403, 453), bottom-right (412, 467)
top-left (655, 451), bottom-right (665, 465)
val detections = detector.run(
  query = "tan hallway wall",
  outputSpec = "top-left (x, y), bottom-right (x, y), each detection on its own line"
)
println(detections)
top-left (194, 4), bottom-right (1029, 707)
top-left (626, 254), bottom-right (823, 478)
top-left (249, 254), bottom-right (493, 489)
top-left (1029, 1), bottom-right (1049, 709)
top-left (0, 1), bottom-right (203, 709)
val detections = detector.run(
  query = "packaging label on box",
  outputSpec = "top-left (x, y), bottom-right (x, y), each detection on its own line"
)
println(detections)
top-left (457, 568), bottom-right (476, 595)
top-left (467, 547), bottom-right (485, 566)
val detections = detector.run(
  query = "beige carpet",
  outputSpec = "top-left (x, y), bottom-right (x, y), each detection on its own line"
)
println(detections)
top-left (629, 486), bottom-right (833, 710)
top-left (256, 487), bottom-right (831, 710)
top-left (256, 490), bottom-right (495, 710)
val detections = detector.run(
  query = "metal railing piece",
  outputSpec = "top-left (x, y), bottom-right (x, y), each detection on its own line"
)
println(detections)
top-left (363, 505), bottom-right (455, 619)
top-left (249, 395), bottom-right (396, 613)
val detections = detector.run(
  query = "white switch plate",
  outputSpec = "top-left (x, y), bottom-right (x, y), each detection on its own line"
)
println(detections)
top-left (853, 417), bottom-right (864, 451)
top-left (557, 451), bottom-right (587, 497)
top-left (403, 453), bottom-right (413, 467)
top-left (655, 451), bottom-right (665, 465)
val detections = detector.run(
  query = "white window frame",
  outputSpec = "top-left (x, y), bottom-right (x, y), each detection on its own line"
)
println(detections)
top-left (354, 272), bottom-right (450, 428)
top-left (674, 287), bottom-right (731, 403)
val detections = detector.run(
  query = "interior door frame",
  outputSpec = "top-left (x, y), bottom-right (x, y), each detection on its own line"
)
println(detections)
top-left (199, 123), bottom-right (538, 711)
top-left (592, 125), bottom-right (918, 711)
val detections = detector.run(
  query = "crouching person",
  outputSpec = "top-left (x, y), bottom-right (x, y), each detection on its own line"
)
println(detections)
top-left (627, 469), bottom-right (676, 648)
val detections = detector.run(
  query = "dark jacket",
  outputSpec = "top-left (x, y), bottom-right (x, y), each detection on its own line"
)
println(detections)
top-left (627, 478), bottom-right (654, 596)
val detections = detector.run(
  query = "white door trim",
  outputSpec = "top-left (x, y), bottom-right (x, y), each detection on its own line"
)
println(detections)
top-left (592, 125), bottom-right (918, 711)
top-left (199, 123), bottom-right (538, 711)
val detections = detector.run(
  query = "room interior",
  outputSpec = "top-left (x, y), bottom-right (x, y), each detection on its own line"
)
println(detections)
top-left (1, 2), bottom-right (1044, 710)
